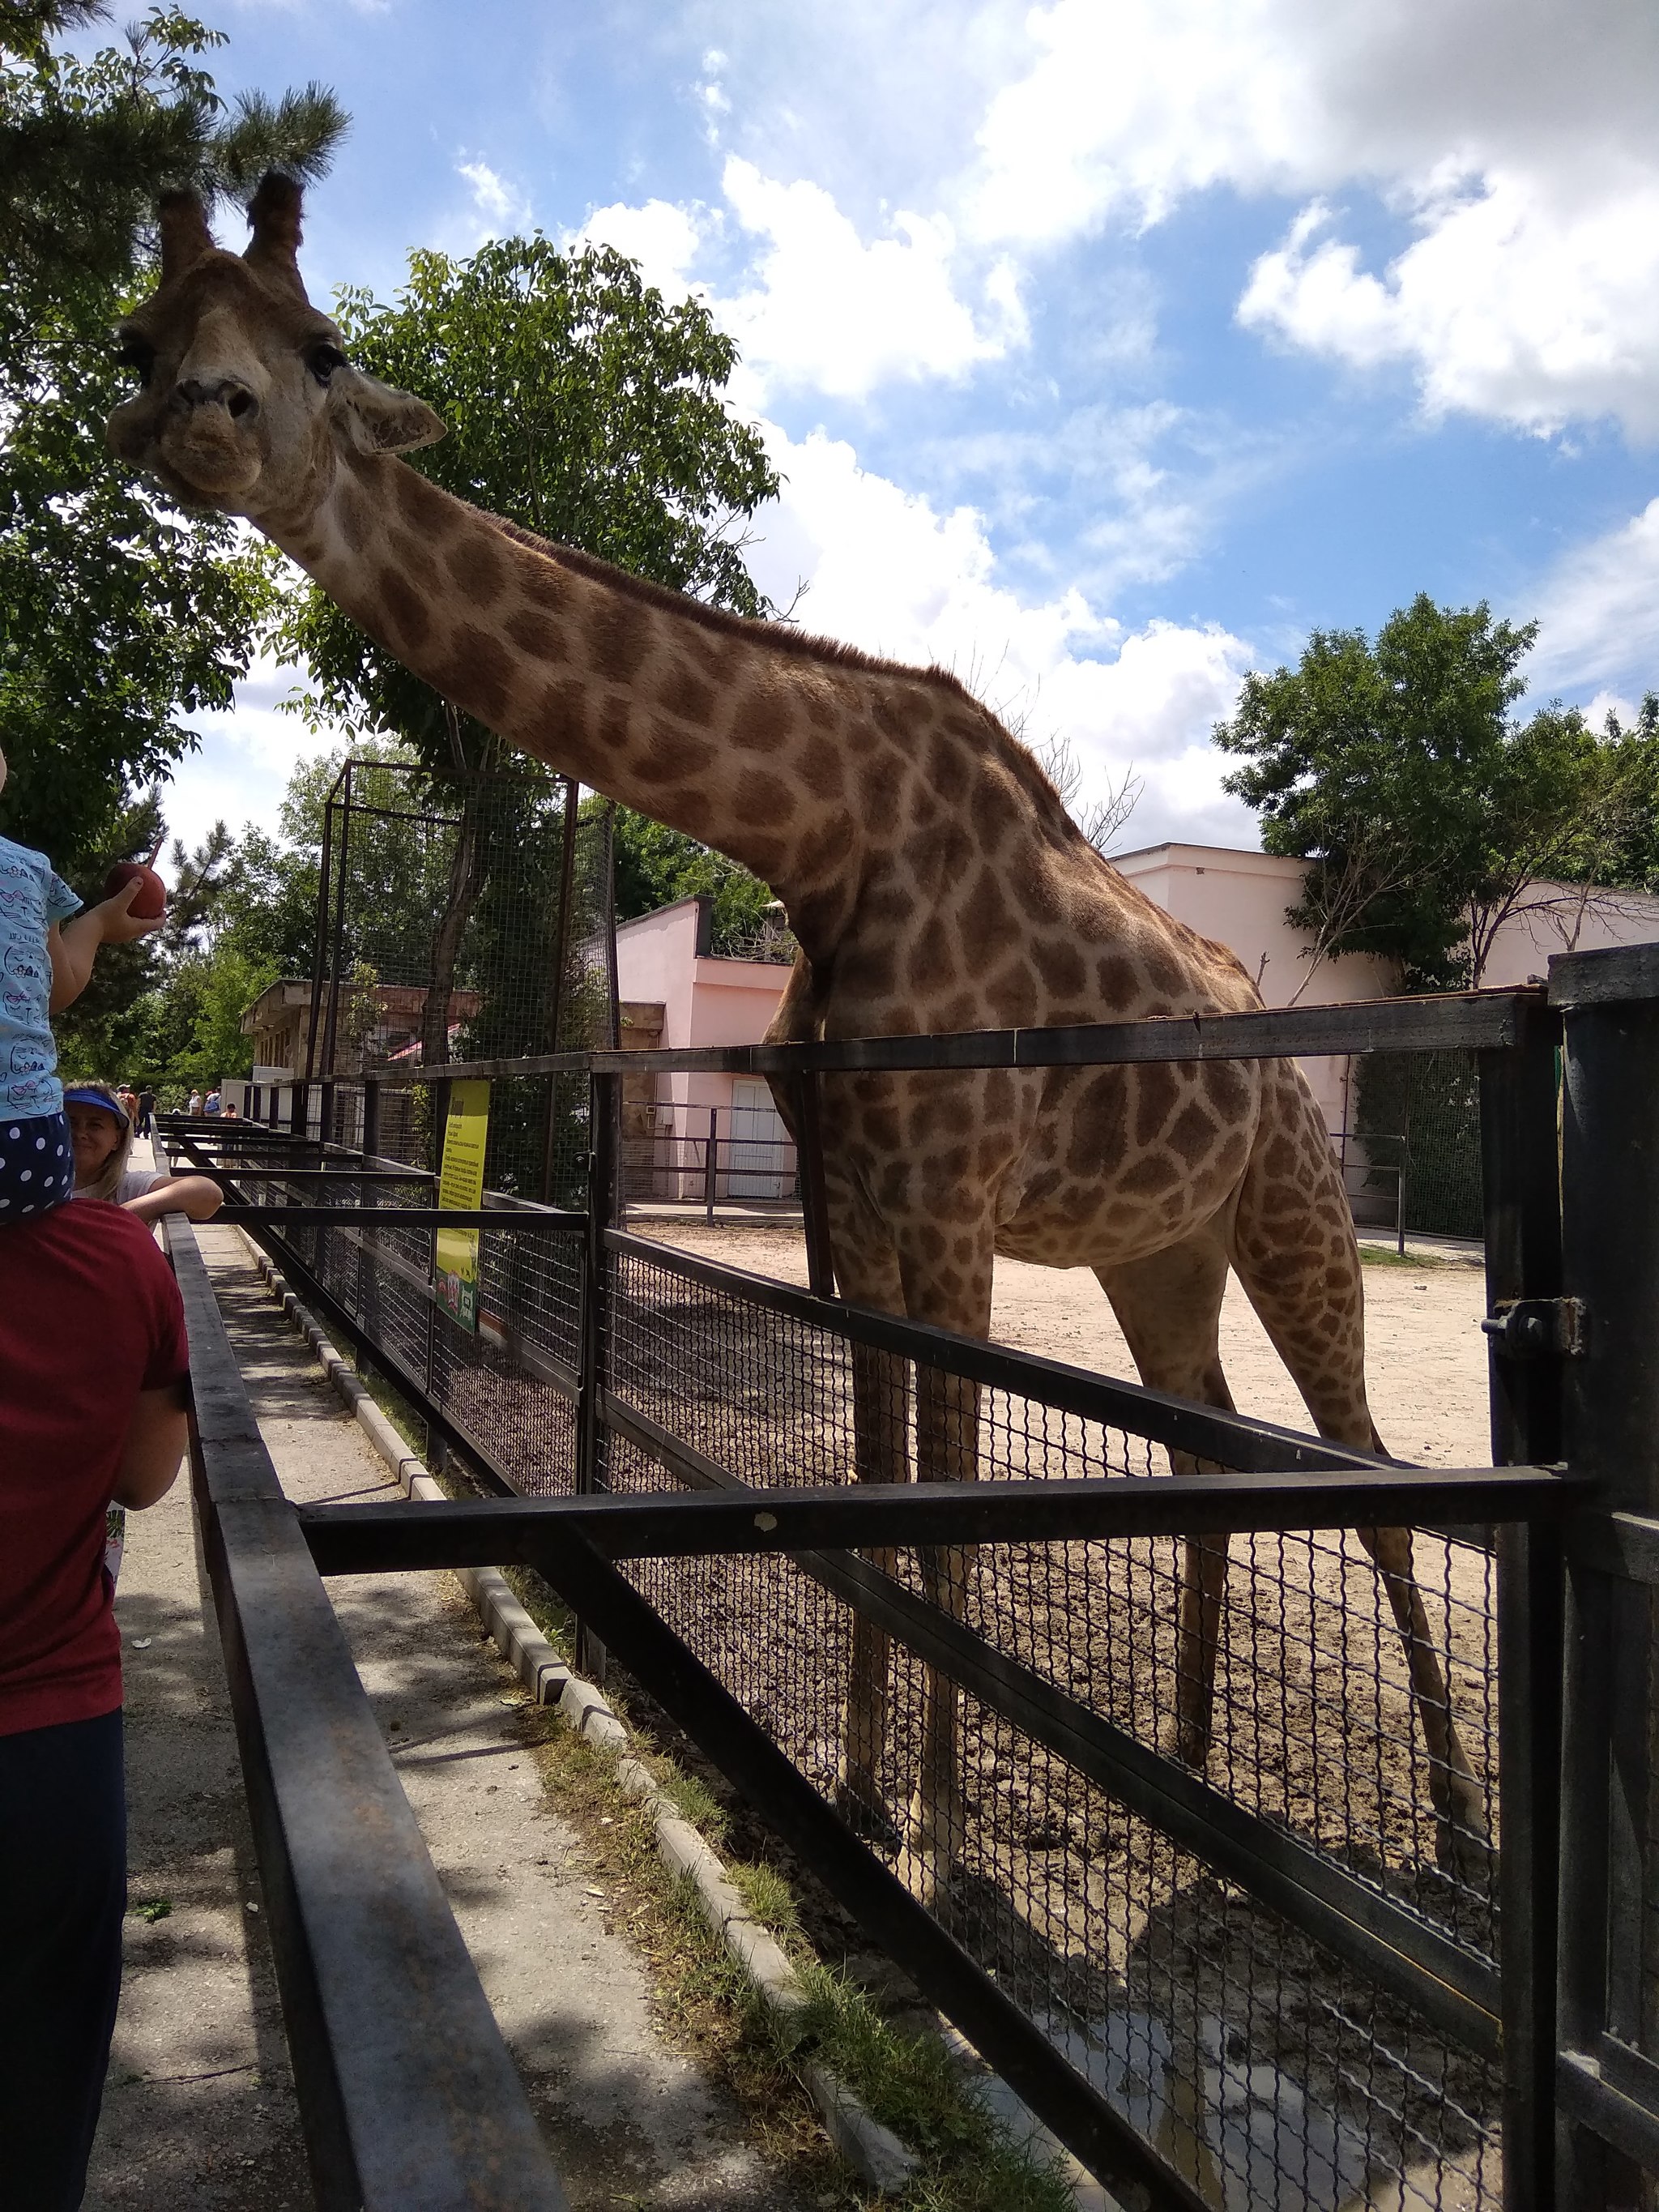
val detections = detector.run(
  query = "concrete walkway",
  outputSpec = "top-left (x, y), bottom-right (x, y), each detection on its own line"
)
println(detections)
top-left (87, 1219), bottom-right (804, 2210)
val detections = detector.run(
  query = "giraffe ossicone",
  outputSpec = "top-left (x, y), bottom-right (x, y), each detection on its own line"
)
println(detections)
top-left (106, 176), bottom-right (1491, 1891)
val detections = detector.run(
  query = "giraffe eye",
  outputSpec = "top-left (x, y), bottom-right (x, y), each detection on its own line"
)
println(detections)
top-left (115, 334), bottom-right (155, 384)
top-left (306, 344), bottom-right (348, 385)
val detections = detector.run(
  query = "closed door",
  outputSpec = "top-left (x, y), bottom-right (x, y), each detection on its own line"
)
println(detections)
top-left (727, 1078), bottom-right (794, 1198)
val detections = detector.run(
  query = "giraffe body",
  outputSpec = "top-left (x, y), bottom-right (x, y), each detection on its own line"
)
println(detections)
top-left (105, 179), bottom-right (1487, 1887)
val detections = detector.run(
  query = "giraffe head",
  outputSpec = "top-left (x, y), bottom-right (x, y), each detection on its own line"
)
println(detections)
top-left (106, 174), bottom-right (445, 527)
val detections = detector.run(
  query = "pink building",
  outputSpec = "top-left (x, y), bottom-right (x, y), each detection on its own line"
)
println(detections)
top-left (613, 895), bottom-right (798, 1203)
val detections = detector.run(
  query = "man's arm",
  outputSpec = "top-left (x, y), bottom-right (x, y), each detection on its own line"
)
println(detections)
top-left (48, 880), bottom-right (163, 1013)
top-left (111, 1378), bottom-right (190, 1510)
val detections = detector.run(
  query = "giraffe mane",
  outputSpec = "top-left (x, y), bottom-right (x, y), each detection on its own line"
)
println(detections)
top-left (480, 510), bottom-right (1072, 818)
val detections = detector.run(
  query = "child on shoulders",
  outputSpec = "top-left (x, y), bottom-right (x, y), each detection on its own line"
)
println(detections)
top-left (0, 746), bottom-right (162, 1223)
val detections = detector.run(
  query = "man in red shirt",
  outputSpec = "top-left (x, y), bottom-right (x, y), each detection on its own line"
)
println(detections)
top-left (0, 1201), bottom-right (190, 2210)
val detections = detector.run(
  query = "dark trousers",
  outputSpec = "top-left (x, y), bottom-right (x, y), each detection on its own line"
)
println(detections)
top-left (0, 1709), bottom-right (126, 2210)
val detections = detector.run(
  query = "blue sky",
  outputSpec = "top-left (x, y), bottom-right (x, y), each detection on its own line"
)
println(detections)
top-left (152, 0), bottom-right (1659, 857)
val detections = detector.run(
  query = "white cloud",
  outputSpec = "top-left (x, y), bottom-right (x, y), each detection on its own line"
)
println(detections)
top-left (744, 425), bottom-right (1255, 844)
top-left (577, 159), bottom-right (1021, 406)
top-left (963, 0), bottom-right (1659, 437)
top-left (446, 157), bottom-right (534, 250)
top-left (574, 197), bottom-right (709, 297)
top-left (1239, 172), bottom-right (1659, 436)
top-left (716, 159), bottom-right (1017, 402)
top-left (1529, 498), bottom-right (1659, 697)
top-left (160, 653), bottom-right (340, 857)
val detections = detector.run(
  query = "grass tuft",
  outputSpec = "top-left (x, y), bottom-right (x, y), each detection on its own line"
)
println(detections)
top-left (659, 1768), bottom-right (729, 1843)
top-left (731, 1858), bottom-right (802, 1944)
top-left (794, 1969), bottom-right (1077, 2212)
top-left (1359, 1243), bottom-right (1448, 1269)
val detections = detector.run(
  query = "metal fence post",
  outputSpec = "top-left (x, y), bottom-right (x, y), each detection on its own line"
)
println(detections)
top-left (703, 1107), bottom-right (719, 1223)
top-left (574, 1071), bottom-right (619, 1684)
top-left (1481, 993), bottom-right (1567, 2212)
top-left (1552, 945), bottom-right (1659, 2210)
top-left (791, 1073), bottom-right (838, 1300)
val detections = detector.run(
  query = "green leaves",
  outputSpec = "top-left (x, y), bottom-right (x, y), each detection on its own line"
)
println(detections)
top-left (0, 5), bottom-right (347, 879)
top-left (610, 807), bottom-right (778, 951)
top-left (1212, 593), bottom-right (1648, 990)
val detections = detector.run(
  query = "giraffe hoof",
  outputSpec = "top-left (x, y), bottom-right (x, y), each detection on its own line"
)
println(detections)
top-left (834, 1774), bottom-right (901, 1850)
top-left (896, 1840), bottom-right (957, 1917)
top-left (1436, 1793), bottom-right (1495, 1885)
top-left (1158, 1718), bottom-right (1212, 1772)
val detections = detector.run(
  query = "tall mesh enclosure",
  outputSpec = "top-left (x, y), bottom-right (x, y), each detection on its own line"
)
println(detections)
top-left (1354, 1048), bottom-right (1484, 1239)
top-left (308, 758), bottom-right (617, 1205)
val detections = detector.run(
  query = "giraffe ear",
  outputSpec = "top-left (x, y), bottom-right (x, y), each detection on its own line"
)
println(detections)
top-left (159, 190), bottom-right (215, 284)
top-left (332, 367), bottom-right (447, 455)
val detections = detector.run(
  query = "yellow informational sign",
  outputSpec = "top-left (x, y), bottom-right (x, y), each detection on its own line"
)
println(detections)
top-left (435, 1078), bottom-right (490, 1332)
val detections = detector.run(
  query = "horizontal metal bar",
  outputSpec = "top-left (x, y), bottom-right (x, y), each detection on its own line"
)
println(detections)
top-left (217, 1206), bottom-right (586, 1231)
top-left (1557, 2046), bottom-right (1659, 2173)
top-left (609, 1230), bottom-right (1397, 1475)
top-left (521, 1521), bottom-right (1211, 2212)
top-left (166, 1221), bottom-right (569, 2211)
top-left (1567, 1508), bottom-right (1659, 1584)
top-left (360, 989), bottom-right (1537, 1087)
top-left (294, 1465), bottom-right (1568, 1574)
top-left (217, 1168), bottom-right (437, 1185)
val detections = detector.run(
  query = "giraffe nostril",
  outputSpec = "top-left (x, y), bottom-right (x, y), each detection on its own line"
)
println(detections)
top-left (177, 377), bottom-right (258, 421)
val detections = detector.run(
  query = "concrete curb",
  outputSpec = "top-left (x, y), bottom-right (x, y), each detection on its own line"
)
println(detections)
top-left (237, 1236), bottom-right (917, 2199)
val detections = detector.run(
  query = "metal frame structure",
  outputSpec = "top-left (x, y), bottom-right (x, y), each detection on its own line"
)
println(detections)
top-left (162, 948), bottom-right (1659, 2210)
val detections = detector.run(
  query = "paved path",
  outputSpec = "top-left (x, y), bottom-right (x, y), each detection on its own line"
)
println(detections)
top-left (87, 1219), bottom-right (802, 2210)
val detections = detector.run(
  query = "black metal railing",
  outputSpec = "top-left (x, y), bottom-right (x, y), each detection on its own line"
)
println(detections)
top-left (160, 957), bottom-right (1659, 2211)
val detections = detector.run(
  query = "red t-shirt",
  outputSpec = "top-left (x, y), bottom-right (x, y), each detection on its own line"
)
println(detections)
top-left (0, 1203), bottom-right (188, 1735)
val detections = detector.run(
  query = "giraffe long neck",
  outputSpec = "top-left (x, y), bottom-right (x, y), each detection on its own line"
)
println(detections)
top-left (273, 450), bottom-right (887, 953)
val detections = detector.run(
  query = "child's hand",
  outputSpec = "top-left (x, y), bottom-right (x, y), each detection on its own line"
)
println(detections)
top-left (95, 877), bottom-right (165, 944)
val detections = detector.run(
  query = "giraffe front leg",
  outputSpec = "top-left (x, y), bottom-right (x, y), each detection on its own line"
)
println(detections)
top-left (1168, 1529), bottom-right (1230, 1770)
top-left (834, 1326), bottom-right (908, 1843)
top-left (897, 1353), bottom-right (984, 1913)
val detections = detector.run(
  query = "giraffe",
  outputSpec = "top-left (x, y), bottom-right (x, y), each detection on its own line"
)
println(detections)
top-left (106, 176), bottom-right (1487, 1891)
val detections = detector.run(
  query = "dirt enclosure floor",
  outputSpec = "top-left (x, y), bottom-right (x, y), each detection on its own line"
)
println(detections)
top-left (625, 1219), bottom-right (1494, 1471)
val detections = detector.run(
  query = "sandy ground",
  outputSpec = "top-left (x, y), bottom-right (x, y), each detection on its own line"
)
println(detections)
top-left (86, 1219), bottom-right (806, 2211)
top-left (625, 1219), bottom-right (1495, 1470)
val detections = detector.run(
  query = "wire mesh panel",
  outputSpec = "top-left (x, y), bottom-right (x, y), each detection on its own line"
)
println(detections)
top-left (598, 1236), bottom-right (1504, 2211)
top-left (311, 758), bottom-right (617, 1202)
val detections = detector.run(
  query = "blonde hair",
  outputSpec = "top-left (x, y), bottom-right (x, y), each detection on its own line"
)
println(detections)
top-left (67, 1082), bottom-right (135, 1201)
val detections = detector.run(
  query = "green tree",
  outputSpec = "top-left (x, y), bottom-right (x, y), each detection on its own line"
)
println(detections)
top-left (0, 6), bottom-right (346, 872)
top-left (611, 808), bottom-right (779, 952)
top-left (1213, 594), bottom-right (1627, 989)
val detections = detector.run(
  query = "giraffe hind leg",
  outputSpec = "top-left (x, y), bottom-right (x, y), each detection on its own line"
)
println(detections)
top-left (1229, 1073), bottom-right (1491, 1873)
top-left (1094, 1232), bottom-right (1238, 1776)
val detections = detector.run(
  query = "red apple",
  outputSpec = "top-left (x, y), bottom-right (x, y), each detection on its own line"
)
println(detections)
top-left (103, 860), bottom-right (167, 918)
